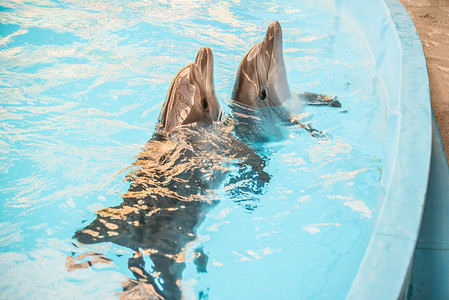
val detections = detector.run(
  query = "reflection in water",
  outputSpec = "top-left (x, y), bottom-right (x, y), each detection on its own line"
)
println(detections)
top-left (74, 121), bottom-right (269, 299)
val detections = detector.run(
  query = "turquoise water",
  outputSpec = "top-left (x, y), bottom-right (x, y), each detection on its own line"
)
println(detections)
top-left (0, 0), bottom-right (386, 299)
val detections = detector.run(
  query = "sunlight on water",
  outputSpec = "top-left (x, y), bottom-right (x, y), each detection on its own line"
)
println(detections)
top-left (0, 0), bottom-right (385, 299)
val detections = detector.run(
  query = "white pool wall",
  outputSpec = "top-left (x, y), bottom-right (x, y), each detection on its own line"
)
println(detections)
top-left (331, 0), bottom-right (432, 298)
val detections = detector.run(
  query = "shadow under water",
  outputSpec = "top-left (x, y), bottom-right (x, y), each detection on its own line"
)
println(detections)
top-left (73, 120), bottom-right (269, 299)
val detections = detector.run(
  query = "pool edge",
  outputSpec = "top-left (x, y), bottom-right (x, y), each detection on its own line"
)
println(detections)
top-left (332, 0), bottom-right (432, 298)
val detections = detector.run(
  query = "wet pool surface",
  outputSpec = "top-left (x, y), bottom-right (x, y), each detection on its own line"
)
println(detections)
top-left (0, 0), bottom-right (386, 299)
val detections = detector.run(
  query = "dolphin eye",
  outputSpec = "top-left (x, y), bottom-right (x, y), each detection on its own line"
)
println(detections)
top-left (259, 88), bottom-right (267, 100)
top-left (201, 98), bottom-right (208, 110)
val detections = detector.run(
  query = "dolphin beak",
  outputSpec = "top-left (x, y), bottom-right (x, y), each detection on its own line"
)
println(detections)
top-left (195, 47), bottom-right (214, 87)
top-left (194, 47), bottom-right (221, 123)
top-left (263, 21), bottom-right (284, 68)
top-left (262, 21), bottom-right (291, 105)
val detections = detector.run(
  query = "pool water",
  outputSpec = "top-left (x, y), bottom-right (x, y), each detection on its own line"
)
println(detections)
top-left (0, 0), bottom-right (386, 299)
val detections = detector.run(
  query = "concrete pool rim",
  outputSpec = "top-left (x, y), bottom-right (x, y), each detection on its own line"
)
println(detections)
top-left (332, 0), bottom-right (432, 298)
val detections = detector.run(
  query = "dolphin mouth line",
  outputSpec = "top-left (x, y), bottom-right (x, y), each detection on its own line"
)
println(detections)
top-left (265, 23), bottom-right (281, 82)
top-left (267, 37), bottom-right (274, 81)
top-left (263, 31), bottom-right (277, 95)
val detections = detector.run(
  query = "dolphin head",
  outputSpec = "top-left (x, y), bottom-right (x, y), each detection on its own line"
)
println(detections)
top-left (231, 21), bottom-right (291, 107)
top-left (159, 47), bottom-right (221, 131)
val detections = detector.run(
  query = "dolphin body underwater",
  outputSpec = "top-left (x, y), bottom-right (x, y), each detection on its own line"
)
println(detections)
top-left (73, 47), bottom-right (269, 300)
top-left (230, 21), bottom-right (341, 143)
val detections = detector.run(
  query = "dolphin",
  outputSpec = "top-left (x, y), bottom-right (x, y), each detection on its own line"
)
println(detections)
top-left (231, 21), bottom-right (290, 108)
top-left (230, 21), bottom-right (340, 142)
top-left (160, 47), bottom-right (221, 131)
top-left (72, 47), bottom-right (269, 300)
